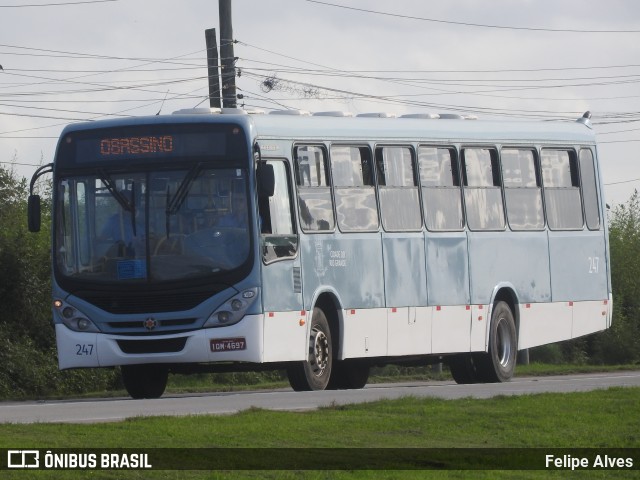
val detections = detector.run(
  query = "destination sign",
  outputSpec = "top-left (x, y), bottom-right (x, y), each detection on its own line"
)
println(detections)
top-left (99, 136), bottom-right (174, 156)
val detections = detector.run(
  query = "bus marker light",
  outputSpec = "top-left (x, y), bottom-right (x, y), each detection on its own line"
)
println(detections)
top-left (268, 312), bottom-right (274, 318)
top-left (299, 319), bottom-right (305, 326)
top-left (436, 306), bottom-right (441, 311)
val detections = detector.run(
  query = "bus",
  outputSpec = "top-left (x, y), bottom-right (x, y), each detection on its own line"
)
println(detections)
top-left (28, 108), bottom-right (612, 398)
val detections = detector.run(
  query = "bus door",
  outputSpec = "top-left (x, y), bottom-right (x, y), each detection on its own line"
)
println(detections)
top-left (258, 159), bottom-right (305, 363)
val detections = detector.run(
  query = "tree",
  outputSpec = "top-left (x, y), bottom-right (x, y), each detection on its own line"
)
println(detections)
top-left (591, 190), bottom-right (640, 364)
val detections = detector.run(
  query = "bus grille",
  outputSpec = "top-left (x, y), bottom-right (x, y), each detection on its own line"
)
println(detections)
top-left (74, 290), bottom-right (216, 314)
top-left (116, 337), bottom-right (188, 354)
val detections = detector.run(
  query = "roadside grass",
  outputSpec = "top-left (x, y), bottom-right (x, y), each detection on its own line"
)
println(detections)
top-left (1, 387), bottom-right (638, 479)
top-left (164, 363), bottom-right (640, 396)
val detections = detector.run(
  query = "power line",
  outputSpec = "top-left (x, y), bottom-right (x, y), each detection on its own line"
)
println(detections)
top-left (304, 0), bottom-right (640, 34)
top-left (0, 0), bottom-right (117, 7)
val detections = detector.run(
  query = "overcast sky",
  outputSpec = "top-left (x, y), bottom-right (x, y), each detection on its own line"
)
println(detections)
top-left (1, 0), bottom-right (639, 206)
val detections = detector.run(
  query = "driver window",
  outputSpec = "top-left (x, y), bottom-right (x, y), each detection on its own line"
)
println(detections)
top-left (260, 160), bottom-right (298, 263)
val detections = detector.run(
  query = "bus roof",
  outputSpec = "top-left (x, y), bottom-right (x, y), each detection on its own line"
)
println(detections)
top-left (59, 110), bottom-right (597, 146)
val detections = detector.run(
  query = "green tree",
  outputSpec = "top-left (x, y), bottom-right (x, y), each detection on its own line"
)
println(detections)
top-left (591, 190), bottom-right (640, 364)
top-left (0, 163), bottom-right (118, 397)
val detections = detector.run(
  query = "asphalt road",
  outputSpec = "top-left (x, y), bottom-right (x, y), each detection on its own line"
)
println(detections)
top-left (1, 371), bottom-right (638, 424)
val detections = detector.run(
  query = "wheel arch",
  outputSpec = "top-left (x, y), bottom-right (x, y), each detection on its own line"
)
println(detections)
top-left (487, 283), bottom-right (520, 351)
top-left (310, 289), bottom-right (344, 360)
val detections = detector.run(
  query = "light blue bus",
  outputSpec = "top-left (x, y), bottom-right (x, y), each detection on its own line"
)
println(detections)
top-left (28, 108), bottom-right (611, 398)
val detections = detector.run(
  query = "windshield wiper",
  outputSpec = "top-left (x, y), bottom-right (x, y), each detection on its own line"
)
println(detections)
top-left (165, 163), bottom-right (202, 238)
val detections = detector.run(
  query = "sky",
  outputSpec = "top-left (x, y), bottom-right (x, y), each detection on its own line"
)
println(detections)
top-left (1, 0), bottom-right (639, 206)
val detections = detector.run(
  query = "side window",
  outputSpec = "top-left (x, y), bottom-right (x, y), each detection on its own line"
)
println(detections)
top-left (541, 149), bottom-right (583, 230)
top-left (501, 149), bottom-right (544, 230)
top-left (418, 146), bottom-right (464, 231)
top-left (462, 148), bottom-right (505, 231)
top-left (579, 149), bottom-right (601, 230)
top-left (294, 145), bottom-right (335, 232)
top-left (375, 146), bottom-right (422, 232)
top-left (330, 145), bottom-right (379, 232)
top-left (261, 160), bottom-right (298, 263)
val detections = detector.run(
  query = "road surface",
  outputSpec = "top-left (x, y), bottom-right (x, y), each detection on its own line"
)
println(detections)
top-left (1, 371), bottom-right (638, 424)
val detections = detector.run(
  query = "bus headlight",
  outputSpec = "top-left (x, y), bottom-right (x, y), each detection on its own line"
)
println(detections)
top-left (53, 299), bottom-right (101, 333)
top-left (204, 288), bottom-right (259, 328)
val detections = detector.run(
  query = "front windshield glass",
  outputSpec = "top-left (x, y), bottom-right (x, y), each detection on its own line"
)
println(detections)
top-left (55, 167), bottom-right (251, 284)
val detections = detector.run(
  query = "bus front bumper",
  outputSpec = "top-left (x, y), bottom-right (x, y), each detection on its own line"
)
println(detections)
top-left (55, 314), bottom-right (265, 370)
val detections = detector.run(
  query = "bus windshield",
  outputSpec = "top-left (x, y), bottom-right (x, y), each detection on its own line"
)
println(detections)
top-left (55, 166), bottom-right (251, 284)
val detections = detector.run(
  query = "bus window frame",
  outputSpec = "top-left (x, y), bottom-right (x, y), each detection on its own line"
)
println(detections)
top-left (541, 147), bottom-right (585, 232)
top-left (374, 144), bottom-right (423, 233)
top-left (292, 143), bottom-right (336, 234)
top-left (578, 147), bottom-right (601, 232)
top-left (460, 145), bottom-right (506, 232)
top-left (500, 146), bottom-right (546, 232)
top-left (260, 158), bottom-right (300, 265)
top-left (329, 143), bottom-right (380, 234)
top-left (417, 144), bottom-right (466, 232)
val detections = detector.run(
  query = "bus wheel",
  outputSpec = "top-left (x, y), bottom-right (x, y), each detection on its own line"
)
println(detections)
top-left (287, 308), bottom-right (333, 391)
top-left (121, 365), bottom-right (168, 399)
top-left (482, 301), bottom-right (517, 383)
top-left (448, 354), bottom-right (481, 384)
top-left (328, 360), bottom-right (370, 390)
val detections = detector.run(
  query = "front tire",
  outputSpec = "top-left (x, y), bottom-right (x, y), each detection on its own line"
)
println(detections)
top-left (287, 308), bottom-right (333, 391)
top-left (121, 364), bottom-right (168, 399)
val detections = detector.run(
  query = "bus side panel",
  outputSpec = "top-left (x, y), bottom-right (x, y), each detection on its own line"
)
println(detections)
top-left (425, 233), bottom-right (470, 305)
top-left (383, 233), bottom-right (429, 356)
top-left (468, 231), bottom-right (551, 305)
top-left (426, 232), bottom-right (471, 353)
top-left (548, 230), bottom-right (609, 301)
top-left (261, 256), bottom-right (306, 362)
top-left (299, 233), bottom-right (386, 359)
top-left (572, 300), bottom-right (609, 339)
top-left (518, 302), bottom-right (573, 349)
top-left (300, 234), bottom-right (385, 310)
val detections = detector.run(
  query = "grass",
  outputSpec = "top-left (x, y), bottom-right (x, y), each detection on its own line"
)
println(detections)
top-left (1, 387), bottom-right (638, 479)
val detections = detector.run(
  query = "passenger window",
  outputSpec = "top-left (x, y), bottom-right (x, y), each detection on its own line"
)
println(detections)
top-left (261, 160), bottom-right (298, 263)
top-left (294, 145), bottom-right (334, 232)
top-left (375, 146), bottom-right (422, 232)
top-left (418, 146), bottom-right (464, 231)
top-left (330, 146), bottom-right (378, 232)
top-left (462, 148), bottom-right (505, 231)
top-left (541, 150), bottom-right (583, 230)
top-left (501, 149), bottom-right (544, 230)
top-left (580, 149), bottom-right (601, 231)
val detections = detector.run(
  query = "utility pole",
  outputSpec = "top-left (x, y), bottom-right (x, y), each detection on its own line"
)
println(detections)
top-left (205, 28), bottom-right (221, 109)
top-left (219, 0), bottom-right (237, 108)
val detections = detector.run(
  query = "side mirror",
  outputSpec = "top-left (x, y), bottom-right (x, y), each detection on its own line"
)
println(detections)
top-left (28, 195), bottom-right (42, 232)
top-left (257, 163), bottom-right (275, 198)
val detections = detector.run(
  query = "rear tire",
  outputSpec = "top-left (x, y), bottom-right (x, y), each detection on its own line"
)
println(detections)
top-left (121, 364), bottom-right (168, 399)
top-left (328, 360), bottom-right (370, 390)
top-left (448, 353), bottom-right (483, 384)
top-left (287, 308), bottom-right (333, 391)
top-left (481, 301), bottom-right (517, 383)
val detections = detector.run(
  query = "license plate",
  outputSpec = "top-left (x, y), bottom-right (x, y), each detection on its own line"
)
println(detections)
top-left (210, 337), bottom-right (246, 352)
